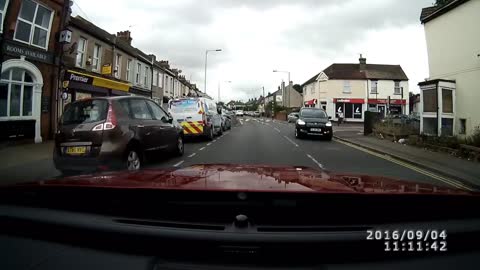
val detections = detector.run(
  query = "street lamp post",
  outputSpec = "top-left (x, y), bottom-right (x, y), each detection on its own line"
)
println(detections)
top-left (218, 80), bottom-right (232, 102)
top-left (273, 70), bottom-right (290, 107)
top-left (204, 49), bottom-right (222, 95)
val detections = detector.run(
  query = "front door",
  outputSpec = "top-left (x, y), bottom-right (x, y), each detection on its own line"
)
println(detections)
top-left (378, 105), bottom-right (386, 116)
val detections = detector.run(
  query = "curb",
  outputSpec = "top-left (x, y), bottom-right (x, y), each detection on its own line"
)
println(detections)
top-left (333, 135), bottom-right (477, 190)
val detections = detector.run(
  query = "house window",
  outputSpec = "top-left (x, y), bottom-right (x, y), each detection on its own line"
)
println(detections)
top-left (371, 80), bottom-right (378, 94)
top-left (165, 76), bottom-right (169, 93)
top-left (136, 63), bottom-right (141, 83)
top-left (0, 68), bottom-right (34, 117)
top-left (0, 0), bottom-right (10, 33)
top-left (14, 0), bottom-right (53, 49)
top-left (441, 118), bottom-right (453, 136)
top-left (343, 80), bottom-right (351, 93)
top-left (442, 88), bottom-right (453, 113)
top-left (144, 66), bottom-right (149, 86)
top-left (423, 89), bottom-right (437, 113)
top-left (394, 81), bottom-right (401, 95)
top-left (92, 44), bottom-right (101, 71)
top-left (75, 37), bottom-right (87, 67)
top-left (158, 72), bottom-right (163, 87)
top-left (115, 54), bottom-right (121, 79)
top-left (459, 119), bottom-right (466, 135)
top-left (152, 70), bottom-right (157, 86)
top-left (126, 59), bottom-right (132, 81)
top-left (170, 78), bottom-right (173, 93)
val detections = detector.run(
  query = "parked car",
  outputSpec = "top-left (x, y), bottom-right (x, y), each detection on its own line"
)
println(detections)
top-left (288, 112), bottom-right (299, 123)
top-left (295, 108), bottom-right (333, 140)
top-left (235, 110), bottom-right (244, 117)
top-left (221, 115), bottom-right (232, 130)
top-left (54, 97), bottom-right (184, 175)
top-left (168, 97), bottom-right (222, 140)
top-left (253, 111), bottom-right (260, 117)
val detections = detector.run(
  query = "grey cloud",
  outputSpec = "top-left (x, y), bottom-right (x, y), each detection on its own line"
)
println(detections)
top-left (282, 0), bottom-right (431, 56)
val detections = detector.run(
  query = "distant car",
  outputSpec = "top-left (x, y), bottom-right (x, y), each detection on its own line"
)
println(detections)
top-left (253, 111), bottom-right (260, 117)
top-left (288, 112), bottom-right (299, 123)
top-left (295, 108), bottom-right (333, 140)
top-left (235, 110), bottom-right (244, 116)
top-left (54, 97), bottom-right (184, 175)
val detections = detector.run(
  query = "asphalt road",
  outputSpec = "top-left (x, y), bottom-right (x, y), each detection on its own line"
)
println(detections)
top-left (0, 117), bottom-right (456, 188)
top-left (147, 117), bottom-right (454, 187)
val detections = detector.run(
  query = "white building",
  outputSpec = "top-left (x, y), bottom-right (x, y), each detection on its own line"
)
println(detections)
top-left (419, 0), bottom-right (480, 137)
top-left (302, 56), bottom-right (409, 122)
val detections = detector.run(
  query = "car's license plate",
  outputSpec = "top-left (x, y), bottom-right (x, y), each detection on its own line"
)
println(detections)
top-left (310, 128), bottom-right (322, 132)
top-left (66, 146), bottom-right (87, 155)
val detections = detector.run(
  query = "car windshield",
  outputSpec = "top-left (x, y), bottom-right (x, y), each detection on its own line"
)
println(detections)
top-left (301, 110), bottom-right (327, 118)
top-left (61, 100), bottom-right (108, 125)
top-left (1, 1), bottom-right (478, 209)
top-left (170, 100), bottom-right (199, 114)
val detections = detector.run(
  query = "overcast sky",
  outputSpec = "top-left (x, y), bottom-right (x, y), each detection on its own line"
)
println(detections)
top-left (72, 0), bottom-right (432, 102)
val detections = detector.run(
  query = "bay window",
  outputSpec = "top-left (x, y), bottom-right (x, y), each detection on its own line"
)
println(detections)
top-left (14, 0), bottom-right (53, 49)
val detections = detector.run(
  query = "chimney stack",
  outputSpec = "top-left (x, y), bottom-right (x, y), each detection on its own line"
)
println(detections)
top-left (117, 30), bottom-right (132, 45)
top-left (359, 54), bottom-right (367, 71)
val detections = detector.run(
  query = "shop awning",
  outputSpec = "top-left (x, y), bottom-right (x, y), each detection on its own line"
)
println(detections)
top-left (304, 99), bottom-right (317, 105)
top-left (64, 70), bottom-right (131, 92)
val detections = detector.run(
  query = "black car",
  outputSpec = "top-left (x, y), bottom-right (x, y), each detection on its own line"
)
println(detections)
top-left (295, 108), bottom-right (333, 140)
top-left (54, 96), bottom-right (184, 175)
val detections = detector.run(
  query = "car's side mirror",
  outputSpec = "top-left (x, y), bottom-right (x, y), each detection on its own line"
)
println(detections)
top-left (162, 116), bottom-right (173, 123)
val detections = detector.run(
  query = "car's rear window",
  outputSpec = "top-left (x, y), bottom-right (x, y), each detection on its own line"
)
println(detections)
top-left (61, 99), bottom-right (108, 125)
top-left (301, 109), bottom-right (327, 118)
top-left (170, 99), bottom-right (199, 113)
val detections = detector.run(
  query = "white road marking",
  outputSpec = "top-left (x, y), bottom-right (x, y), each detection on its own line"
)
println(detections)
top-left (274, 127), bottom-right (281, 133)
top-left (199, 147), bottom-right (206, 151)
top-left (284, 135), bottom-right (299, 147)
top-left (188, 153), bottom-right (196, 158)
top-left (207, 143), bottom-right (212, 146)
top-left (213, 140), bottom-right (217, 142)
top-left (173, 160), bottom-right (184, 167)
top-left (239, 120), bottom-right (244, 125)
top-left (306, 154), bottom-right (325, 169)
top-left (246, 119), bottom-right (250, 122)
top-left (266, 120), bottom-right (271, 122)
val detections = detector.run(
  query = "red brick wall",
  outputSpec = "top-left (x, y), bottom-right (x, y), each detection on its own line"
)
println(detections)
top-left (3, 0), bottom-right (67, 140)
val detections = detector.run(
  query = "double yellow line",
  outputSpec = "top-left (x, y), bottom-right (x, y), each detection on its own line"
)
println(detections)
top-left (334, 139), bottom-right (473, 191)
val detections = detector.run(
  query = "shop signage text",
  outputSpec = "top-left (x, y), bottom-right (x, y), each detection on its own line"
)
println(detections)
top-left (333, 98), bottom-right (364, 104)
top-left (101, 64), bottom-right (112, 75)
top-left (3, 40), bottom-right (54, 64)
top-left (64, 70), bottom-right (130, 92)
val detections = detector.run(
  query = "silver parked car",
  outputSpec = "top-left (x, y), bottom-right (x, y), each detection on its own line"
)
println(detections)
top-left (287, 112), bottom-right (299, 123)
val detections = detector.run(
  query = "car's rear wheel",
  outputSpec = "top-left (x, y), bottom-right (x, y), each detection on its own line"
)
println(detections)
top-left (325, 134), bottom-right (333, 141)
top-left (207, 126), bottom-right (214, 141)
top-left (175, 135), bottom-right (184, 156)
top-left (126, 149), bottom-right (141, 171)
top-left (218, 126), bottom-right (223, 136)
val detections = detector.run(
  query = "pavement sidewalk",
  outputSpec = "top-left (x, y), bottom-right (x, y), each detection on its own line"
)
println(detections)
top-left (0, 141), bottom-right (59, 184)
top-left (333, 130), bottom-right (480, 188)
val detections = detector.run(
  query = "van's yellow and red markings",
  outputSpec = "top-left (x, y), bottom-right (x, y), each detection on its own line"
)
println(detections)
top-left (181, 121), bottom-right (203, 134)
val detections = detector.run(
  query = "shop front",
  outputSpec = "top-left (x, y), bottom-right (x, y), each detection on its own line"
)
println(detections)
top-left (367, 99), bottom-right (407, 116)
top-left (333, 98), bottom-right (364, 122)
top-left (129, 86), bottom-right (152, 98)
top-left (61, 70), bottom-right (131, 109)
